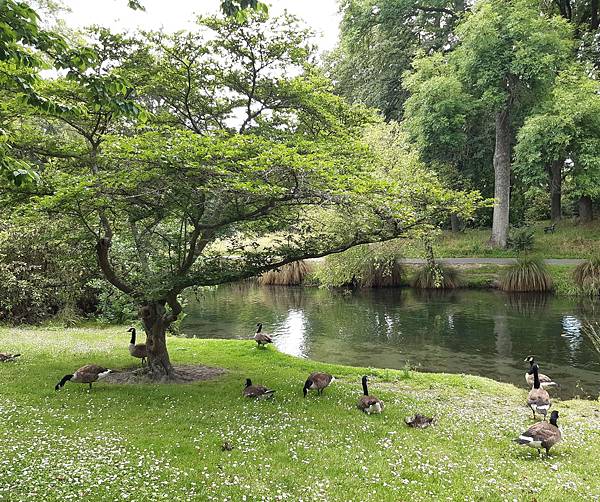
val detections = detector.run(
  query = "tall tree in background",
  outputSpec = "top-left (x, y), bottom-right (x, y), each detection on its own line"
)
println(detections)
top-left (327, 0), bottom-right (468, 121)
top-left (515, 68), bottom-right (600, 222)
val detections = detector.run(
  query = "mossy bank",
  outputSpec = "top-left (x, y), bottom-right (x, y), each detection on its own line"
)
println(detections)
top-left (1, 326), bottom-right (600, 501)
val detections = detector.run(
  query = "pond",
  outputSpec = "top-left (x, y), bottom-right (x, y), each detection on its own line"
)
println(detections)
top-left (181, 285), bottom-right (600, 399)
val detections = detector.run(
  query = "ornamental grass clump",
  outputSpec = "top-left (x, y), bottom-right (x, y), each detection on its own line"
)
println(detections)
top-left (258, 260), bottom-right (312, 286)
top-left (572, 257), bottom-right (600, 296)
top-left (499, 258), bottom-right (553, 292)
top-left (411, 263), bottom-right (461, 289)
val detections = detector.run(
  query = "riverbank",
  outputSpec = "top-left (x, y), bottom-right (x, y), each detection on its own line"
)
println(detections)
top-left (1, 326), bottom-right (600, 501)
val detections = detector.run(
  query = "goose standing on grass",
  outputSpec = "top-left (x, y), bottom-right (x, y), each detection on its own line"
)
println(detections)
top-left (242, 378), bottom-right (276, 398)
top-left (127, 327), bottom-right (147, 365)
top-left (253, 323), bottom-right (273, 348)
top-left (527, 363), bottom-right (551, 420)
top-left (303, 372), bottom-right (334, 397)
top-left (357, 376), bottom-right (384, 414)
top-left (515, 410), bottom-right (562, 457)
top-left (0, 352), bottom-right (21, 362)
top-left (524, 356), bottom-right (559, 389)
top-left (55, 364), bottom-right (112, 391)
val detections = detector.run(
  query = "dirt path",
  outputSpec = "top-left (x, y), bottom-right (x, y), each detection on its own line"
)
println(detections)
top-left (397, 258), bottom-right (585, 265)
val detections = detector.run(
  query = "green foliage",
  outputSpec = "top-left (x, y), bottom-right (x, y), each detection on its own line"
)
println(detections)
top-left (411, 263), bottom-right (461, 289)
top-left (507, 226), bottom-right (535, 252)
top-left (572, 257), bottom-right (600, 296)
top-left (315, 242), bottom-right (405, 288)
top-left (514, 67), bottom-right (600, 201)
top-left (499, 258), bottom-right (553, 292)
top-left (91, 280), bottom-right (138, 324)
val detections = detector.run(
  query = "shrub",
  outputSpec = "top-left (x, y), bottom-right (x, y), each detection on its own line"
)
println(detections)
top-left (573, 257), bottom-right (600, 296)
top-left (507, 226), bottom-right (535, 252)
top-left (258, 260), bottom-right (312, 286)
top-left (411, 263), bottom-right (461, 289)
top-left (315, 242), bottom-right (404, 288)
top-left (499, 258), bottom-right (553, 292)
top-left (582, 322), bottom-right (600, 361)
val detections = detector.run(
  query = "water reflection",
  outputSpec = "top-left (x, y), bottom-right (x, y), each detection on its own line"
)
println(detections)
top-left (182, 285), bottom-right (600, 399)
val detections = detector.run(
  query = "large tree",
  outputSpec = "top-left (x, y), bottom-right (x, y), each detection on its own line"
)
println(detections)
top-left (13, 13), bottom-right (480, 376)
top-left (407, 0), bottom-right (572, 247)
top-left (514, 67), bottom-right (600, 221)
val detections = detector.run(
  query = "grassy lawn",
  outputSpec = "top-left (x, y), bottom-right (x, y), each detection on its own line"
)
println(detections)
top-left (1, 326), bottom-right (600, 501)
top-left (400, 220), bottom-right (600, 259)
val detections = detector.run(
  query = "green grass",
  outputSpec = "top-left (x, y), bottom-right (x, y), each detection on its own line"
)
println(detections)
top-left (1, 326), bottom-right (600, 501)
top-left (401, 220), bottom-right (600, 258)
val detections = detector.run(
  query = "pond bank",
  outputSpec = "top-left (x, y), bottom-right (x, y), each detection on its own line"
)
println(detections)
top-left (1, 326), bottom-right (600, 500)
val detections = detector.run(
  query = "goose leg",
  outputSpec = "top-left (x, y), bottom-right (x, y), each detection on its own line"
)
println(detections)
top-left (88, 382), bottom-right (92, 390)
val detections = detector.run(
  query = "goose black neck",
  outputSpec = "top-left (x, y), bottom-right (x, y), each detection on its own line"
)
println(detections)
top-left (130, 328), bottom-right (136, 345)
top-left (532, 365), bottom-right (541, 389)
top-left (362, 377), bottom-right (368, 396)
top-left (245, 378), bottom-right (252, 387)
top-left (55, 374), bottom-right (73, 390)
top-left (256, 323), bottom-right (262, 333)
top-left (550, 415), bottom-right (558, 426)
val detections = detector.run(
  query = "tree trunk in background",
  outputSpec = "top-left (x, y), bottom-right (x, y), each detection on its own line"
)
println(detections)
top-left (490, 109), bottom-right (512, 248)
top-left (550, 160), bottom-right (562, 222)
top-left (579, 196), bottom-right (593, 222)
top-left (139, 301), bottom-right (174, 377)
top-left (592, 0), bottom-right (599, 29)
top-left (450, 213), bottom-right (461, 232)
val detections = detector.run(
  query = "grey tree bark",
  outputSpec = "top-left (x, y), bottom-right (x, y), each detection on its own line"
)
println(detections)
top-left (490, 109), bottom-right (512, 248)
top-left (140, 301), bottom-right (174, 377)
top-left (450, 213), bottom-right (461, 233)
top-left (579, 195), bottom-right (593, 222)
top-left (550, 160), bottom-right (562, 222)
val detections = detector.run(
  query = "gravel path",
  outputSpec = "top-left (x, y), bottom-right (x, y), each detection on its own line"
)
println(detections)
top-left (397, 257), bottom-right (585, 265)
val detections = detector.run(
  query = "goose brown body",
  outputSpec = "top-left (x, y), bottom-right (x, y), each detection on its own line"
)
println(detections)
top-left (0, 352), bottom-right (21, 362)
top-left (55, 364), bottom-right (112, 390)
top-left (357, 376), bottom-right (384, 414)
top-left (242, 378), bottom-right (275, 398)
top-left (516, 410), bottom-right (562, 456)
top-left (524, 356), bottom-right (558, 389)
top-left (127, 327), bottom-right (147, 365)
top-left (527, 364), bottom-right (551, 420)
top-left (254, 323), bottom-right (273, 347)
top-left (303, 372), bottom-right (334, 397)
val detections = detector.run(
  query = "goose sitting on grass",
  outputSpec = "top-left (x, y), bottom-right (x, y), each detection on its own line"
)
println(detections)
top-left (527, 363), bottom-right (551, 420)
top-left (524, 356), bottom-right (559, 389)
top-left (357, 376), bottom-right (384, 414)
top-left (242, 378), bottom-right (275, 398)
top-left (303, 372), bottom-right (334, 397)
top-left (0, 352), bottom-right (21, 362)
top-left (254, 323), bottom-right (273, 348)
top-left (55, 364), bottom-right (112, 391)
top-left (515, 410), bottom-right (562, 457)
top-left (127, 327), bottom-right (147, 365)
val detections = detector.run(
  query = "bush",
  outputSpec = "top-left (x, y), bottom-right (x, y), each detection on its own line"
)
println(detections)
top-left (507, 226), bottom-right (535, 252)
top-left (411, 263), bottom-right (461, 289)
top-left (315, 242), bottom-right (404, 288)
top-left (499, 258), bottom-right (553, 292)
top-left (573, 257), bottom-right (600, 296)
top-left (258, 260), bottom-right (312, 286)
top-left (91, 280), bottom-right (138, 324)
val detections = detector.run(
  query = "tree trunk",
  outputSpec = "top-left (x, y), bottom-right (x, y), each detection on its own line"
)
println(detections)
top-left (579, 195), bottom-right (593, 222)
top-left (139, 301), bottom-right (174, 377)
top-left (550, 160), bottom-right (562, 222)
top-left (591, 0), bottom-right (599, 29)
top-left (490, 109), bottom-right (512, 248)
top-left (450, 213), bottom-right (461, 232)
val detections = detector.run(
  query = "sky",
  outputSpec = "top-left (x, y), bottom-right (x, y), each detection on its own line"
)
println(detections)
top-left (58, 0), bottom-right (341, 54)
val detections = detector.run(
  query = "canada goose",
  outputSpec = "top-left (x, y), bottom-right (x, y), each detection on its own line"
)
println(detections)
top-left (55, 364), bottom-right (112, 391)
top-left (303, 372), bottom-right (334, 397)
top-left (254, 323), bottom-right (273, 348)
top-left (357, 376), bottom-right (384, 414)
top-left (527, 363), bottom-right (551, 420)
top-left (242, 378), bottom-right (275, 398)
top-left (127, 327), bottom-right (147, 365)
top-left (524, 356), bottom-right (559, 389)
top-left (405, 414), bottom-right (435, 428)
top-left (0, 352), bottom-right (21, 362)
top-left (515, 410), bottom-right (562, 456)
